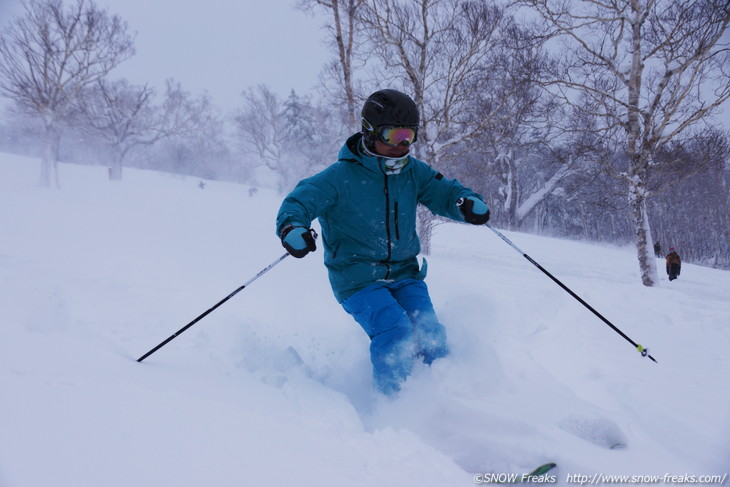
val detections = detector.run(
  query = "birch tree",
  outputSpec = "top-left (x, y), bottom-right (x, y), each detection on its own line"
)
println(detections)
top-left (360, 0), bottom-right (513, 253)
top-left (517, 0), bottom-right (730, 286)
top-left (468, 22), bottom-right (571, 228)
top-left (298, 0), bottom-right (365, 130)
top-left (0, 0), bottom-right (134, 187)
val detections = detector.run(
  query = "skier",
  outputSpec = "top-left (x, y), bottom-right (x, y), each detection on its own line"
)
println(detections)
top-left (666, 247), bottom-right (681, 281)
top-left (275, 89), bottom-right (490, 396)
top-left (653, 241), bottom-right (661, 257)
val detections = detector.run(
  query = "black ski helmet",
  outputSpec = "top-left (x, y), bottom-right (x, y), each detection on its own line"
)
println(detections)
top-left (361, 89), bottom-right (419, 141)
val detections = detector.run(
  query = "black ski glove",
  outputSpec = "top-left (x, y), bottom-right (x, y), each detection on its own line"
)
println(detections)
top-left (280, 225), bottom-right (317, 258)
top-left (457, 197), bottom-right (490, 225)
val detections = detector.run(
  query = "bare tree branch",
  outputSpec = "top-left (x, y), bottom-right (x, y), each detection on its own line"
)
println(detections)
top-left (516, 0), bottom-right (730, 286)
top-left (0, 0), bottom-right (134, 187)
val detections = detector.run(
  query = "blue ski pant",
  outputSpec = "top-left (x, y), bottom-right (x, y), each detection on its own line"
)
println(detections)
top-left (341, 279), bottom-right (449, 396)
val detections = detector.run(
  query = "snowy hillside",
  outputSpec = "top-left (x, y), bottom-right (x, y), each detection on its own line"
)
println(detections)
top-left (1, 154), bottom-right (729, 487)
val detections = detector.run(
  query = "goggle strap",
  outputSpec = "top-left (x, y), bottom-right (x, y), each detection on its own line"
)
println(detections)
top-left (362, 117), bottom-right (375, 132)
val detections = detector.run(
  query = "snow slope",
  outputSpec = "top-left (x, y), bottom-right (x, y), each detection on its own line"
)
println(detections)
top-left (1, 154), bottom-right (728, 487)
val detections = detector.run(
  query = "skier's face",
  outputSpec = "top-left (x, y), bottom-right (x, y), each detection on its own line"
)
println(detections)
top-left (374, 139), bottom-right (410, 158)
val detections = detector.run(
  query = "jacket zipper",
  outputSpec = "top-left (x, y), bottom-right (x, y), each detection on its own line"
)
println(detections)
top-left (383, 175), bottom-right (392, 279)
top-left (394, 201), bottom-right (400, 240)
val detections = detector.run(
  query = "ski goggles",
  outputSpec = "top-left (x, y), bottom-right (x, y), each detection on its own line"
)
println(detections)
top-left (377, 125), bottom-right (418, 147)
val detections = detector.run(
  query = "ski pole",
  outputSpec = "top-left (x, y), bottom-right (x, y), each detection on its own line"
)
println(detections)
top-left (485, 223), bottom-right (657, 363)
top-left (137, 252), bottom-right (290, 363)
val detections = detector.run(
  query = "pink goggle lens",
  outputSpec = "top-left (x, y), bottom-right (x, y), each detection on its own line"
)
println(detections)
top-left (379, 126), bottom-right (417, 146)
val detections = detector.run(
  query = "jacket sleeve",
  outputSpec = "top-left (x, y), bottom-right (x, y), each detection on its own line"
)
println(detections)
top-left (276, 166), bottom-right (339, 237)
top-left (414, 161), bottom-right (484, 222)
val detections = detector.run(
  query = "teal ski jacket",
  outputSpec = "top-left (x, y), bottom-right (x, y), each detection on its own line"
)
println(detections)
top-left (276, 133), bottom-right (485, 302)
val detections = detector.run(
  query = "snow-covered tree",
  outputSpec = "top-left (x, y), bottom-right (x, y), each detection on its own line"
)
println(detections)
top-left (235, 85), bottom-right (287, 187)
top-left (647, 129), bottom-right (730, 268)
top-left (517, 0), bottom-right (730, 286)
top-left (0, 0), bottom-right (134, 187)
top-left (149, 104), bottom-right (234, 182)
top-left (73, 78), bottom-right (201, 180)
top-left (466, 22), bottom-right (571, 228)
top-left (298, 0), bottom-right (365, 131)
top-left (171, 96), bottom-right (234, 182)
top-left (234, 87), bottom-right (342, 192)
